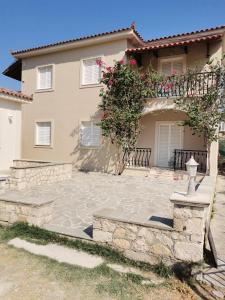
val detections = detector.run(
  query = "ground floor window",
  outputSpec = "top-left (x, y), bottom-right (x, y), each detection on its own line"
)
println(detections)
top-left (80, 121), bottom-right (101, 148)
top-left (35, 121), bottom-right (52, 146)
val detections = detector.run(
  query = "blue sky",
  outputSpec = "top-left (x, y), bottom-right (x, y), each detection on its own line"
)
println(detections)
top-left (1, 0), bottom-right (225, 90)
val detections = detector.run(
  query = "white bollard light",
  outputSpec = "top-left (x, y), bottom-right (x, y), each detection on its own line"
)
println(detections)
top-left (185, 156), bottom-right (199, 196)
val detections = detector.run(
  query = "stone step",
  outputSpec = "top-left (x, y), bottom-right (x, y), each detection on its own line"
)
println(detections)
top-left (149, 167), bottom-right (188, 180)
top-left (121, 167), bottom-right (150, 177)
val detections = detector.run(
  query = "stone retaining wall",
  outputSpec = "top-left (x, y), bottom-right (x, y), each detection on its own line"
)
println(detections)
top-left (8, 160), bottom-right (72, 190)
top-left (0, 199), bottom-right (53, 227)
top-left (12, 160), bottom-right (50, 168)
top-left (93, 176), bottom-right (215, 264)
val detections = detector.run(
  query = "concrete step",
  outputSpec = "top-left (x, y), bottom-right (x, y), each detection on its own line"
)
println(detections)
top-left (148, 167), bottom-right (188, 180)
top-left (122, 167), bottom-right (150, 177)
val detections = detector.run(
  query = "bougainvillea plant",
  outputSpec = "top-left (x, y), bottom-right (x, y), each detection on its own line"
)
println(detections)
top-left (174, 58), bottom-right (225, 173)
top-left (98, 58), bottom-right (159, 173)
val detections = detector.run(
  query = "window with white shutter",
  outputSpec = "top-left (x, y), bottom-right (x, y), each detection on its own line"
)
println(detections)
top-left (220, 121), bottom-right (225, 132)
top-left (80, 121), bottom-right (101, 147)
top-left (36, 122), bottom-right (52, 146)
top-left (160, 57), bottom-right (185, 76)
top-left (82, 58), bottom-right (101, 85)
top-left (37, 65), bottom-right (53, 90)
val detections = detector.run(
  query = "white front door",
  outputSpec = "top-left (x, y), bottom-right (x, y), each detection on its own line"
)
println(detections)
top-left (156, 122), bottom-right (183, 168)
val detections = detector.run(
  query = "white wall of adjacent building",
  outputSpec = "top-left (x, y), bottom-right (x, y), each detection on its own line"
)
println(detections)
top-left (0, 98), bottom-right (22, 171)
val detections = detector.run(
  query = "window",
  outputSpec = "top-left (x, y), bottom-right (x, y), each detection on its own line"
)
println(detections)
top-left (36, 122), bottom-right (52, 146)
top-left (82, 58), bottom-right (101, 85)
top-left (80, 121), bottom-right (101, 147)
top-left (220, 121), bottom-right (225, 132)
top-left (159, 57), bottom-right (185, 76)
top-left (37, 65), bottom-right (53, 90)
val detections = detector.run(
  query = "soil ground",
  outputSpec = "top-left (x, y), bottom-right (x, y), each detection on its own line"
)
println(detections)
top-left (0, 241), bottom-right (201, 300)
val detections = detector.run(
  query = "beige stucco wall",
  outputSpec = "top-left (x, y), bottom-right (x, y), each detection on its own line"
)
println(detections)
top-left (137, 110), bottom-right (206, 166)
top-left (0, 98), bottom-right (22, 170)
top-left (142, 40), bottom-right (222, 71)
top-left (20, 37), bottom-right (221, 173)
top-left (21, 39), bottom-right (129, 172)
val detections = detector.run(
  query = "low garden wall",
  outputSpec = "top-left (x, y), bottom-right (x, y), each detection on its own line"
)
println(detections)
top-left (93, 176), bottom-right (216, 264)
top-left (8, 160), bottom-right (72, 190)
top-left (0, 196), bottom-right (53, 226)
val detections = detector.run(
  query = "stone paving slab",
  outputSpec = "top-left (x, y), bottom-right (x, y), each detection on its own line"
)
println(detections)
top-left (8, 238), bottom-right (104, 268)
top-left (44, 172), bottom-right (187, 238)
top-left (3, 171), bottom-right (187, 239)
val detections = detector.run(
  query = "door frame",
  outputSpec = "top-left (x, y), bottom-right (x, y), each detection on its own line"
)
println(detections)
top-left (154, 121), bottom-right (184, 167)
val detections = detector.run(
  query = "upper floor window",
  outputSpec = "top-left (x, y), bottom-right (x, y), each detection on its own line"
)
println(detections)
top-left (81, 57), bottom-right (101, 86)
top-left (220, 121), bottom-right (225, 132)
top-left (80, 121), bottom-right (101, 148)
top-left (159, 56), bottom-right (185, 76)
top-left (35, 121), bottom-right (52, 146)
top-left (37, 65), bottom-right (53, 90)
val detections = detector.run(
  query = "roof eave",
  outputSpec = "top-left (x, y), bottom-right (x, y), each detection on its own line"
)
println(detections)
top-left (0, 93), bottom-right (32, 104)
top-left (2, 59), bottom-right (22, 81)
top-left (12, 29), bottom-right (144, 59)
top-left (126, 34), bottom-right (223, 54)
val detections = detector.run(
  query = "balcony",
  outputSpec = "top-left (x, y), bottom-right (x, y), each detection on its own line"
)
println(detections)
top-left (152, 71), bottom-right (219, 98)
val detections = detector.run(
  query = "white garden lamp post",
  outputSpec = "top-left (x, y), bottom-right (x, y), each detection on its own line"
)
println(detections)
top-left (186, 156), bottom-right (199, 196)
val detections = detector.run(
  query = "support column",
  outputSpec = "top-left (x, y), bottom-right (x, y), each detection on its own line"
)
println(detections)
top-left (170, 193), bottom-right (210, 262)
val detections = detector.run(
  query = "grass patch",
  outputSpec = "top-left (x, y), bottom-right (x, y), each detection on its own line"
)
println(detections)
top-left (0, 222), bottom-right (173, 279)
top-left (153, 261), bottom-right (173, 278)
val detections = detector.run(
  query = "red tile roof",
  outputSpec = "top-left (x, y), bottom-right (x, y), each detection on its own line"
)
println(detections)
top-left (126, 34), bottom-right (223, 54)
top-left (11, 26), bottom-right (144, 56)
top-left (146, 24), bottom-right (225, 43)
top-left (0, 87), bottom-right (33, 102)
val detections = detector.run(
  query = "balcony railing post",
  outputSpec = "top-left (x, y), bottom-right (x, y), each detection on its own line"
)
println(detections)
top-left (155, 71), bottom-right (217, 98)
top-left (173, 149), bottom-right (207, 173)
top-left (122, 147), bottom-right (151, 169)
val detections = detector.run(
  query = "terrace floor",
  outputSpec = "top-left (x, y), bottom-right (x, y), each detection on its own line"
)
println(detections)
top-left (1, 171), bottom-right (187, 239)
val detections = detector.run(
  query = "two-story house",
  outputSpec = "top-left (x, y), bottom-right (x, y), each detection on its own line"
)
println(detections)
top-left (3, 24), bottom-right (225, 175)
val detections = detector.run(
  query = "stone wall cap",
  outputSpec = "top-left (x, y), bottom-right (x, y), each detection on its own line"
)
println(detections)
top-left (11, 161), bottom-right (72, 170)
top-left (0, 191), bottom-right (55, 207)
top-left (93, 208), bottom-right (173, 231)
top-left (170, 191), bottom-right (210, 207)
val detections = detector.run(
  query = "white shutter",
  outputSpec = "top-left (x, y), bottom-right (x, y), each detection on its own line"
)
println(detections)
top-left (36, 122), bottom-right (51, 145)
top-left (91, 124), bottom-right (101, 147)
top-left (169, 124), bottom-right (183, 161)
top-left (161, 61), bottom-right (172, 76)
top-left (80, 122), bottom-right (92, 147)
top-left (82, 58), bottom-right (100, 85)
top-left (38, 65), bottom-right (53, 89)
top-left (160, 58), bottom-right (184, 76)
top-left (157, 123), bottom-right (183, 167)
top-left (172, 60), bottom-right (184, 75)
top-left (45, 66), bottom-right (52, 89)
top-left (157, 124), bottom-right (170, 167)
top-left (220, 121), bottom-right (225, 132)
top-left (80, 122), bottom-right (101, 147)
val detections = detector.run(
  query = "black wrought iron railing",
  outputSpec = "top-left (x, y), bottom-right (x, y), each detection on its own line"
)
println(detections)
top-left (122, 147), bottom-right (152, 168)
top-left (173, 149), bottom-right (207, 173)
top-left (154, 71), bottom-right (218, 98)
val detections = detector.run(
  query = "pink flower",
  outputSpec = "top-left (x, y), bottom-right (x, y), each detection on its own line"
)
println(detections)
top-left (108, 79), bottom-right (113, 86)
top-left (96, 58), bottom-right (103, 67)
top-left (129, 59), bottom-right (137, 65)
top-left (119, 59), bottom-right (124, 64)
top-left (171, 69), bottom-right (177, 76)
top-left (164, 83), bottom-right (173, 91)
top-left (106, 66), bottom-right (112, 72)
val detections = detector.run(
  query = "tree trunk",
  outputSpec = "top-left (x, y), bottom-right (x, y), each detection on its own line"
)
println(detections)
top-left (206, 142), bottom-right (211, 175)
top-left (115, 146), bottom-right (123, 175)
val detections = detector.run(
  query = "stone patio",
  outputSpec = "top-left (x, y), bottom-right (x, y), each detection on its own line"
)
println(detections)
top-left (1, 171), bottom-right (187, 239)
